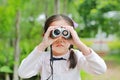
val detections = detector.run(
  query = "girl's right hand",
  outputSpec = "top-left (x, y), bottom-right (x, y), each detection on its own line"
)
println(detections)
top-left (37, 26), bottom-right (58, 51)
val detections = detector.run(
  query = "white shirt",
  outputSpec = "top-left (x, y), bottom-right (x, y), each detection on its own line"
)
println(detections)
top-left (18, 47), bottom-right (107, 80)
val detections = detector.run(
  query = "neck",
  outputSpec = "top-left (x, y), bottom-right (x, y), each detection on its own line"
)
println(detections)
top-left (52, 50), bottom-right (68, 56)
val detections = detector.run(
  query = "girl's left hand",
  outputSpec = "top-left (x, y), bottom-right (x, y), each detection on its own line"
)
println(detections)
top-left (64, 26), bottom-right (91, 55)
top-left (64, 26), bottom-right (80, 47)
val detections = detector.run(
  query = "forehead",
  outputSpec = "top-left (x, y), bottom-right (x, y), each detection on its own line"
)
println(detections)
top-left (50, 20), bottom-right (70, 26)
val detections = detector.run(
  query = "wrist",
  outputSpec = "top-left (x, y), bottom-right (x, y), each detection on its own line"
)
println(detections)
top-left (37, 42), bottom-right (46, 51)
top-left (76, 41), bottom-right (91, 55)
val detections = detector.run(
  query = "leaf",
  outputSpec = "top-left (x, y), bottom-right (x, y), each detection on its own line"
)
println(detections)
top-left (0, 66), bottom-right (12, 73)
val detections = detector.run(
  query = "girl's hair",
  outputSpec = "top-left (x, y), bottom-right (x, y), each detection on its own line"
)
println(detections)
top-left (44, 14), bottom-right (77, 69)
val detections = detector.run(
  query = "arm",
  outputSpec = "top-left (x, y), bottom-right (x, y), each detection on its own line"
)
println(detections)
top-left (76, 49), bottom-right (107, 75)
top-left (18, 26), bottom-right (57, 78)
top-left (66, 26), bottom-right (107, 74)
top-left (18, 46), bottom-right (43, 78)
top-left (65, 26), bottom-right (91, 55)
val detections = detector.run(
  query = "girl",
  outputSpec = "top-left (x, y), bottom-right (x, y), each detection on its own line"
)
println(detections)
top-left (18, 14), bottom-right (107, 80)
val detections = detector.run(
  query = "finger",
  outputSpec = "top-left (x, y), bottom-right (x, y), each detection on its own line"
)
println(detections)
top-left (63, 26), bottom-right (73, 30)
top-left (67, 39), bottom-right (74, 45)
top-left (49, 37), bottom-right (58, 45)
top-left (63, 26), bottom-right (76, 36)
top-left (44, 27), bottom-right (54, 37)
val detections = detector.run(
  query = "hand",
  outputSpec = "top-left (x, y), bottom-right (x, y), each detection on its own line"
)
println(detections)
top-left (63, 26), bottom-right (80, 47)
top-left (64, 26), bottom-right (91, 55)
top-left (38, 26), bottom-right (59, 51)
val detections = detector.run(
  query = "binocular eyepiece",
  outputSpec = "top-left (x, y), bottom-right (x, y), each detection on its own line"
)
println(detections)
top-left (50, 27), bottom-right (71, 39)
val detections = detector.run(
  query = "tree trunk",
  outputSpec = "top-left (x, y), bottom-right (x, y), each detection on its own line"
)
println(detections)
top-left (54, 0), bottom-right (60, 14)
top-left (5, 73), bottom-right (10, 80)
top-left (63, 0), bottom-right (67, 14)
top-left (13, 10), bottom-right (20, 80)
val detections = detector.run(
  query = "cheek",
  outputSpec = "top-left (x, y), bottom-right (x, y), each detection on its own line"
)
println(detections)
top-left (66, 43), bottom-right (71, 49)
top-left (61, 43), bottom-right (71, 50)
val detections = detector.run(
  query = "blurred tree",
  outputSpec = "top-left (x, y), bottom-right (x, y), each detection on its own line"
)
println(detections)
top-left (78, 0), bottom-right (96, 28)
top-left (54, 0), bottom-right (60, 14)
top-left (13, 10), bottom-right (20, 80)
top-left (0, 0), bottom-right (16, 79)
top-left (74, 0), bottom-right (120, 38)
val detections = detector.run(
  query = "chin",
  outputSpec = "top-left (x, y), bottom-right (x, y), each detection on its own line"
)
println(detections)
top-left (52, 48), bottom-right (65, 53)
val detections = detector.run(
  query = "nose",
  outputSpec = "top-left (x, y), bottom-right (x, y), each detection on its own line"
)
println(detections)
top-left (57, 36), bottom-right (63, 39)
top-left (56, 36), bottom-right (65, 43)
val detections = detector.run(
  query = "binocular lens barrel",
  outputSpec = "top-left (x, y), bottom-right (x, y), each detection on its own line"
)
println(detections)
top-left (54, 29), bottom-right (61, 35)
top-left (50, 28), bottom-right (71, 39)
top-left (62, 30), bottom-right (69, 36)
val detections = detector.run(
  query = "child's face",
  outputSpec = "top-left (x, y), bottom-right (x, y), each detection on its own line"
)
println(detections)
top-left (49, 20), bottom-right (71, 55)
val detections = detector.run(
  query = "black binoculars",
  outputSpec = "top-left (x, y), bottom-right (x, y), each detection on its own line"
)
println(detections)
top-left (50, 27), bottom-right (72, 39)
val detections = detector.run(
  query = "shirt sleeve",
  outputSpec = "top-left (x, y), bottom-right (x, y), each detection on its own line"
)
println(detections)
top-left (18, 46), bottom-right (44, 78)
top-left (76, 49), bottom-right (107, 75)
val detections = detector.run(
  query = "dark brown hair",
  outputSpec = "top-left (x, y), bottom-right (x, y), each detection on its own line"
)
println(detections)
top-left (44, 14), bottom-right (77, 69)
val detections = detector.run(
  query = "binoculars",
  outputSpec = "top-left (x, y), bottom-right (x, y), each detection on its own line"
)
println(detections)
top-left (50, 27), bottom-right (72, 39)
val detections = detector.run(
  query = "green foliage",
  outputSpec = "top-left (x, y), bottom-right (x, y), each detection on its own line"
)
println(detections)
top-left (103, 53), bottom-right (120, 64)
top-left (80, 38), bottom-right (93, 46)
top-left (108, 39), bottom-right (120, 50)
top-left (0, 66), bottom-right (12, 73)
top-left (78, 0), bottom-right (96, 17)
top-left (80, 70), bottom-right (93, 80)
top-left (74, 0), bottom-right (120, 37)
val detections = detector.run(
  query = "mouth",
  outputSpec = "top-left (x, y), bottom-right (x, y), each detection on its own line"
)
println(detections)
top-left (56, 44), bottom-right (63, 47)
